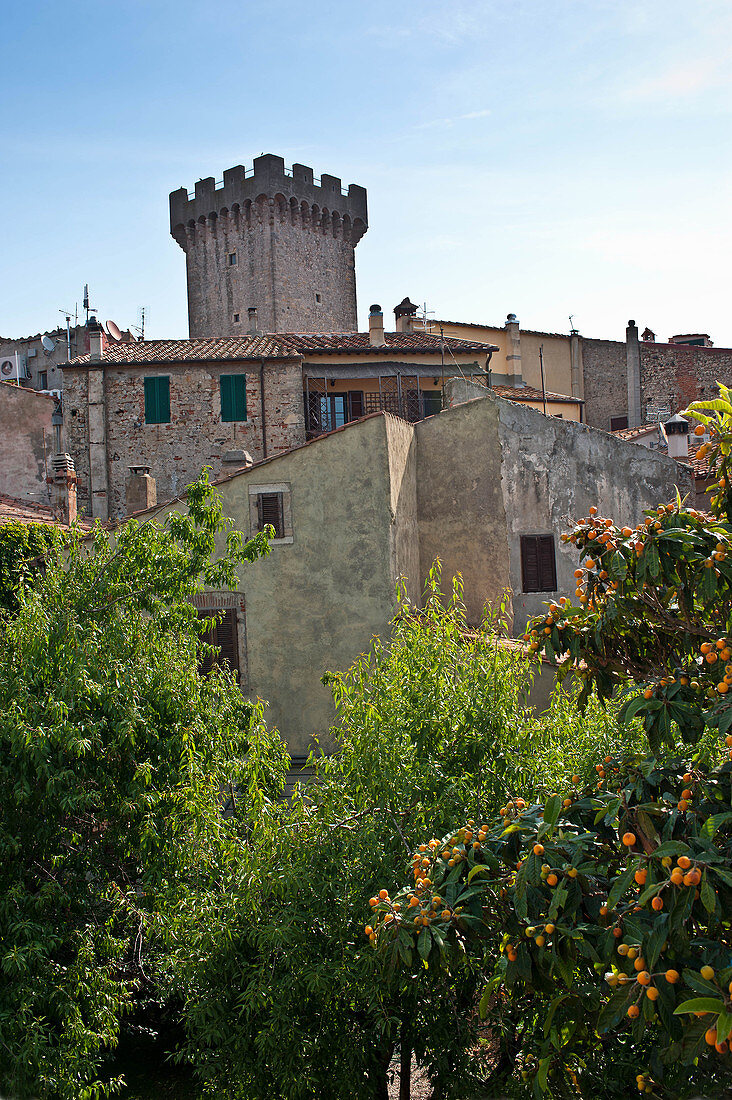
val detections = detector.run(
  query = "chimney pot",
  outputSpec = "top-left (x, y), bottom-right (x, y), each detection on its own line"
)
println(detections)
top-left (51, 453), bottom-right (77, 526)
top-left (87, 316), bottom-right (104, 362)
top-left (247, 306), bottom-right (260, 336)
top-left (126, 465), bottom-right (157, 514)
top-left (368, 304), bottom-right (385, 347)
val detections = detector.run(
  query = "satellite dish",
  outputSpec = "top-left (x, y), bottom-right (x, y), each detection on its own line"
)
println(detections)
top-left (41, 335), bottom-right (56, 353)
top-left (105, 320), bottom-right (122, 341)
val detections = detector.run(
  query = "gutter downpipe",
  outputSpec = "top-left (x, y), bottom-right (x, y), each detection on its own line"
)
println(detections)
top-left (259, 358), bottom-right (268, 459)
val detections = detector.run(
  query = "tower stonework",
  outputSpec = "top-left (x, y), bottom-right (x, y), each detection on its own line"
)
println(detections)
top-left (170, 154), bottom-right (368, 336)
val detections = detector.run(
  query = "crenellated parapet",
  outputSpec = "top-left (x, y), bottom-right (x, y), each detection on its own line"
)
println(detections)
top-left (170, 153), bottom-right (368, 249)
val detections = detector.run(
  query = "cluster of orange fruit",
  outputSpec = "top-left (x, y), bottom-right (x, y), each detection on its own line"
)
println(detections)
top-left (636, 1072), bottom-right (656, 1094)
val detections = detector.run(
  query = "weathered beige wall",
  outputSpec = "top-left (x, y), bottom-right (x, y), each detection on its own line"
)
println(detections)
top-left (0, 383), bottom-right (56, 502)
top-left (519, 332), bottom-right (573, 396)
top-left (496, 398), bottom-right (695, 631)
top-left (414, 396), bottom-right (512, 626)
top-left (150, 414), bottom-right (411, 753)
top-left (385, 414), bottom-right (420, 603)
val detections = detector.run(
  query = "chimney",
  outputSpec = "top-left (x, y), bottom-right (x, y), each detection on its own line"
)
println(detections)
top-left (369, 304), bottom-right (385, 347)
top-left (626, 320), bottom-right (641, 428)
top-left (665, 413), bottom-right (689, 460)
top-left (87, 316), bottom-right (104, 362)
top-left (247, 307), bottom-right (261, 336)
top-left (394, 297), bottom-right (418, 333)
top-left (504, 313), bottom-right (522, 385)
top-left (51, 453), bottom-right (77, 526)
top-left (126, 465), bottom-right (157, 514)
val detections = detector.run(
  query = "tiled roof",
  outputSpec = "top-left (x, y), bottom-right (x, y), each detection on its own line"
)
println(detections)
top-left (613, 424), bottom-right (659, 441)
top-left (280, 331), bottom-right (498, 355)
top-left (65, 336), bottom-right (293, 367)
top-left (0, 494), bottom-right (93, 529)
top-left (493, 384), bottom-right (580, 405)
top-left (64, 331), bottom-right (497, 367)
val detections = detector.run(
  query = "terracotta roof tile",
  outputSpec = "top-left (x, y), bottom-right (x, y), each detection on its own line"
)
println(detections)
top-left (0, 494), bottom-right (93, 529)
top-left (65, 336), bottom-right (293, 367)
top-left (612, 424), bottom-right (659, 441)
top-left (492, 384), bottom-right (580, 405)
top-left (281, 331), bottom-right (498, 355)
top-left (65, 331), bottom-right (498, 367)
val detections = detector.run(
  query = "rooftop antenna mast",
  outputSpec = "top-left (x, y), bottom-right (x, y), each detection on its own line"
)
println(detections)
top-left (131, 307), bottom-right (146, 342)
top-left (83, 284), bottom-right (97, 322)
top-left (569, 314), bottom-right (579, 335)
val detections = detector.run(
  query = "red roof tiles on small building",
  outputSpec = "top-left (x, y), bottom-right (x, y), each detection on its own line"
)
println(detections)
top-left (0, 494), bottom-right (92, 529)
top-left (492, 384), bottom-right (580, 405)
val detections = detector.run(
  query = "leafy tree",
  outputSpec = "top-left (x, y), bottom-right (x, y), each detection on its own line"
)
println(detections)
top-left (370, 392), bottom-right (732, 1098)
top-left (0, 473), bottom-right (287, 1100)
top-left (0, 519), bottom-right (64, 615)
top-left (174, 570), bottom-right (634, 1100)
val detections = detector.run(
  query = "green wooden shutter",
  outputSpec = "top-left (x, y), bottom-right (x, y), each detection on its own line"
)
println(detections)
top-left (144, 376), bottom-right (170, 424)
top-left (221, 375), bottom-right (247, 422)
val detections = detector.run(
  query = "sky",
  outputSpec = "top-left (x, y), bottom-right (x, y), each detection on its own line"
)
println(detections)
top-left (2, 0), bottom-right (732, 345)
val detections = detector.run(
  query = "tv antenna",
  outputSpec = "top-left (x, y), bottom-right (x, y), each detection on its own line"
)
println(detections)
top-left (569, 314), bottom-right (579, 335)
top-left (131, 307), bottom-right (146, 341)
top-left (59, 306), bottom-right (77, 360)
top-left (418, 301), bottom-right (435, 331)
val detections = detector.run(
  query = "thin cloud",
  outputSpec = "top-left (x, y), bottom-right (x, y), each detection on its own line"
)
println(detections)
top-left (619, 52), bottom-right (732, 103)
top-left (416, 108), bottom-right (491, 130)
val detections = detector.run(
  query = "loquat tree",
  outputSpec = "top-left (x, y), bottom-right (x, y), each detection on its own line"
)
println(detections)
top-left (367, 389), bottom-right (732, 1099)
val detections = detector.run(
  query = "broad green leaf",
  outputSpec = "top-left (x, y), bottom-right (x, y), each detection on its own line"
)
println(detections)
top-left (673, 997), bottom-right (726, 1015)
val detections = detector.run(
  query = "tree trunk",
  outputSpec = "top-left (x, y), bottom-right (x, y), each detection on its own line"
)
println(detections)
top-left (399, 1019), bottom-right (411, 1100)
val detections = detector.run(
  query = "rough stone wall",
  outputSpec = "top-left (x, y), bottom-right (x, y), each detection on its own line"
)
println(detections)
top-left (0, 383), bottom-right (57, 501)
top-left (496, 397), bottom-right (694, 632)
top-left (171, 155), bottom-right (368, 337)
top-left (182, 206), bottom-right (358, 336)
top-left (580, 337), bottom-right (627, 429)
top-left (62, 358), bottom-right (306, 519)
top-left (640, 343), bottom-right (732, 422)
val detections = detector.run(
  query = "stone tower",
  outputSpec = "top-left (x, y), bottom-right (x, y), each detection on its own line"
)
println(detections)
top-left (170, 154), bottom-right (368, 336)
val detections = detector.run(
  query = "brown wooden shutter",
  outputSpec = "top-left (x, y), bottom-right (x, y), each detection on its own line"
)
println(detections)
top-left (197, 609), bottom-right (239, 675)
top-left (348, 391), bottom-right (364, 420)
top-left (258, 492), bottom-right (284, 538)
top-left (520, 536), bottom-right (540, 592)
top-left (521, 535), bottom-right (557, 592)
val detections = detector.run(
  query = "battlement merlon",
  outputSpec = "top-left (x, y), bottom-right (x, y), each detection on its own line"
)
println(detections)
top-left (169, 153), bottom-right (368, 238)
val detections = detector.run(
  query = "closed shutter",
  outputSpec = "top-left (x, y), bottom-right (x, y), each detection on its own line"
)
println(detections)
top-left (521, 535), bottom-right (557, 592)
top-left (348, 391), bottom-right (364, 420)
top-left (257, 492), bottom-right (284, 538)
top-left (221, 374), bottom-right (247, 422)
top-left (197, 609), bottom-right (239, 675)
top-left (144, 376), bottom-right (170, 424)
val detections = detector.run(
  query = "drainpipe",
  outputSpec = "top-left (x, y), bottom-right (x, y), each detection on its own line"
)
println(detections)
top-left (259, 358), bottom-right (268, 458)
top-left (485, 350), bottom-right (493, 387)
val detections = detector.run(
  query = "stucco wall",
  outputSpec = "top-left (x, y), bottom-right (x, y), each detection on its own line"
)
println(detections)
top-left (414, 396), bottom-right (513, 627)
top-left (0, 383), bottom-right (56, 502)
top-left (496, 397), bottom-right (695, 631)
top-left (385, 414), bottom-right (420, 603)
top-left (63, 357), bottom-right (305, 519)
top-left (149, 414), bottom-right (408, 752)
top-left (520, 331), bottom-right (572, 396)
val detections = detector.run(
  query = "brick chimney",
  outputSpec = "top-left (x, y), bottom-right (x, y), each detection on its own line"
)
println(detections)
top-left (369, 304), bottom-right (385, 347)
top-left (394, 297), bottom-right (418, 333)
top-left (126, 465), bottom-right (157, 514)
top-left (87, 316), bottom-right (105, 362)
top-left (51, 453), bottom-right (77, 526)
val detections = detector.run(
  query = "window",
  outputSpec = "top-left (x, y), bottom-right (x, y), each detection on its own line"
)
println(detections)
top-left (315, 293), bottom-right (321, 303)
top-left (233, 313), bottom-right (240, 324)
top-left (257, 492), bottom-right (284, 538)
top-left (422, 390), bottom-right (442, 418)
top-left (198, 608), bottom-right (240, 676)
top-left (38, 370), bottom-right (48, 390)
top-left (249, 483), bottom-right (293, 543)
top-left (520, 535), bottom-right (557, 593)
top-left (610, 415), bottom-right (628, 431)
top-left (220, 374), bottom-right (247, 422)
top-left (228, 251), bottom-right (237, 266)
top-left (144, 376), bottom-right (170, 424)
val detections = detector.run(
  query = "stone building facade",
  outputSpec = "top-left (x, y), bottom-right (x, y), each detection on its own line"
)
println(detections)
top-left (140, 389), bottom-right (690, 752)
top-left (170, 154), bottom-right (368, 337)
top-left (0, 382), bottom-right (58, 503)
top-left (62, 336), bottom-right (305, 520)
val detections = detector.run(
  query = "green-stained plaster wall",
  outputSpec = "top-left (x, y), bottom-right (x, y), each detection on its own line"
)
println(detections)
top-left (414, 395), bottom-right (513, 626)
